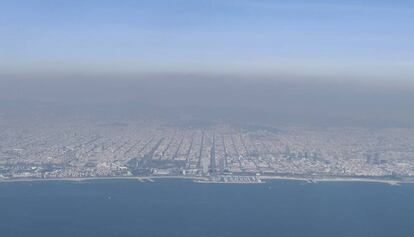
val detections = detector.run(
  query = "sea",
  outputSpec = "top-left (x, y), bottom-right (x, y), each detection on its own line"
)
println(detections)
top-left (1, 179), bottom-right (413, 237)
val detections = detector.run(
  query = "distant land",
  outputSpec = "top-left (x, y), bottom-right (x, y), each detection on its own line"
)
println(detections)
top-left (1, 118), bottom-right (414, 185)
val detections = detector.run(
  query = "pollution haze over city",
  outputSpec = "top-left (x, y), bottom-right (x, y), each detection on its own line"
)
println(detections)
top-left (1, 0), bottom-right (414, 183)
top-left (2, 1), bottom-right (414, 236)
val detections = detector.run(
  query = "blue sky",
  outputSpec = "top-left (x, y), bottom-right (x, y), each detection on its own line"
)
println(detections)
top-left (1, 0), bottom-right (414, 80)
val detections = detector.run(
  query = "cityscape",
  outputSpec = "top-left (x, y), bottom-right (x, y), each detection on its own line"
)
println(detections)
top-left (2, 1), bottom-right (414, 236)
top-left (1, 119), bottom-right (414, 183)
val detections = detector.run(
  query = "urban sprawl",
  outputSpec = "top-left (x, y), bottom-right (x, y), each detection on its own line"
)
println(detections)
top-left (1, 119), bottom-right (414, 183)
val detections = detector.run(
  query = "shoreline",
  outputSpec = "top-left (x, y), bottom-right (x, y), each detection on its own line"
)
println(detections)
top-left (0, 175), bottom-right (207, 183)
top-left (259, 175), bottom-right (409, 185)
top-left (1, 175), bottom-right (413, 185)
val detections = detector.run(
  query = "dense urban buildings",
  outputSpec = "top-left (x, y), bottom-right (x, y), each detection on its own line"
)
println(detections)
top-left (1, 118), bottom-right (414, 182)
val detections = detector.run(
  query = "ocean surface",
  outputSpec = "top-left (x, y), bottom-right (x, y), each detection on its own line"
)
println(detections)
top-left (1, 179), bottom-right (414, 237)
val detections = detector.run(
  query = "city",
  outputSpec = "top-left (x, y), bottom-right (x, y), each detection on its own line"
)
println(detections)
top-left (1, 118), bottom-right (414, 183)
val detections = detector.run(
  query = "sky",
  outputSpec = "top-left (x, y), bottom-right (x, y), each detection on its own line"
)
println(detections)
top-left (1, 0), bottom-right (414, 81)
top-left (1, 0), bottom-right (414, 127)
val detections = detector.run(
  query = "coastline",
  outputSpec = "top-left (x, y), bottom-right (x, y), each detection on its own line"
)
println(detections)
top-left (259, 175), bottom-right (408, 185)
top-left (1, 175), bottom-right (413, 185)
top-left (0, 175), bottom-right (207, 183)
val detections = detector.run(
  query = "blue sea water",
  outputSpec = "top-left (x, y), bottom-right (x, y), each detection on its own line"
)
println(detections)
top-left (1, 179), bottom-right (414, 237)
